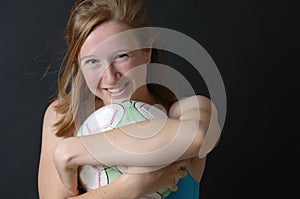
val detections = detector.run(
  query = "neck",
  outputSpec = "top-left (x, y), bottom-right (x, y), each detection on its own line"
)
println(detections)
top-left (131, 85), bottom-right (157, 105)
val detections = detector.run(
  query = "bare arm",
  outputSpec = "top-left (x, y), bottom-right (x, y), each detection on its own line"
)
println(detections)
top-left (38, 103), bottom-right (75, 198)
top-left (54, 95), bottom-right (221, 192)
top-left (69, 161), bottom-right (188, 199)
top-left (56, 95), bottom-right (219, 161)
top-left (39, 101), bottom-right (189, 198)
top-left (38, 102), bottom-right (136, 198)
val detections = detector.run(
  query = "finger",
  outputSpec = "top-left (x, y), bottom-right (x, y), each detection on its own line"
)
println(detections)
top-left (167, 183), bottom-right (178, 192)
top-left (173, 160), bottom-right (188, 169)
top-left (176, 169), bottom-right (187, 179)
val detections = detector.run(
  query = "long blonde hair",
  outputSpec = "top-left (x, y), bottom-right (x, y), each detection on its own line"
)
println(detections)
top-left (54, 0), bottom-right (176, 137)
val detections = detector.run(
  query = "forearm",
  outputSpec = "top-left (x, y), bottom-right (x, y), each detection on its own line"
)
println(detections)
top-left (55, 113), bottom-right (213, 168)
top-left (69, 160), bottom-right (189, 199)
top-left (54, 140), bottom-right (138, 198)
top-left (77, 118), bottom-right (203, 167)
top-left (68, 178), bottom-right (135, 199)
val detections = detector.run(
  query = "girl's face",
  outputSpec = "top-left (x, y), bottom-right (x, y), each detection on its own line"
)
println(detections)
top-left (79, 20), bottom-right (151, 105)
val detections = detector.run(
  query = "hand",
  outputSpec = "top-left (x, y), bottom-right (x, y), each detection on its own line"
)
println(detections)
top-left (117, 160), bottom-right (188, 198)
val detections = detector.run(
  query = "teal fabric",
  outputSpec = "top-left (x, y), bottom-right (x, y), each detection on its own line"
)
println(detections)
top-left (166, 172), bottom-right (200, 199)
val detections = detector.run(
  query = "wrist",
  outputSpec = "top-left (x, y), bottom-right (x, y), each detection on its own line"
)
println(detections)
top-left (115, 174), bottom-right (140, 199)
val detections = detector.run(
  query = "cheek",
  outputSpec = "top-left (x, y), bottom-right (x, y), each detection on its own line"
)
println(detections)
top-left (123, 63), bottom-right (147, 84)
top-left (81, 69), bottom-right (101, 92)
top-left (120, 59), bottom-right (137, 71)
top-left (121, 55), bottom-right (148, 74)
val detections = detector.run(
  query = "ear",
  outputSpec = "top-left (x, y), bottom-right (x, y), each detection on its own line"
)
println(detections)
top-left (144, 48), bottom-right (152, 64)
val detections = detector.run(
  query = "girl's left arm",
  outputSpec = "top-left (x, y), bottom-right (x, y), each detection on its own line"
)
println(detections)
top-left (169, 95), bottom-right (221, 159)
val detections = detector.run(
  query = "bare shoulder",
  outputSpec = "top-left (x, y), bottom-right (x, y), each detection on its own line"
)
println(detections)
top-left (40, 100), bottom-right (65, 155)
top-left (43, 100), bottom-right (61, 126)
top-left (41, 100), bottom-right (66, 148)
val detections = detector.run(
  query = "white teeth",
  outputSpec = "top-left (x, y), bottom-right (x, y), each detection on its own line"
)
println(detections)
top-left (107, 85), bottom-right (125, 94)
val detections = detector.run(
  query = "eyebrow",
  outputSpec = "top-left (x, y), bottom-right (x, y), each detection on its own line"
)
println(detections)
top-left (79, 49), bottom-right (133, 61)
top-left (79, 55), bottom-right (97, 61)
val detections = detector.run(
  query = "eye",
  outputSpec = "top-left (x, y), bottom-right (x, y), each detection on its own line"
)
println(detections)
top-left (114, 53), bottom-right (129, 63)
top-left (82, 58), bottom-right (102, 69)
top-left (85, 59), bottom-right (98, 65)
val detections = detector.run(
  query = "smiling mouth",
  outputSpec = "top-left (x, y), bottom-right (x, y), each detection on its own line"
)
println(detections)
top-left (105, 82), bottom-right (129, 95)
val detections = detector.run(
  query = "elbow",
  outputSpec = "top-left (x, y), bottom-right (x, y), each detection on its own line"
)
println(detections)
top-left (197, 117), bottom-right (221, 158)
top-left (194, 123), bottom-right (206, 153)
top-left (54, 138), bottom-right (78, 171)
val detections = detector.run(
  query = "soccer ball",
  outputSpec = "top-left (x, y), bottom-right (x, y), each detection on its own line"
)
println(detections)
top-left (77, 100), bottom-right (173, 199)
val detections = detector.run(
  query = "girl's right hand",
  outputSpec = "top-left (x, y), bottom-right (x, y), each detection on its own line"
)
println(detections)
top-left (117, 160), bottom-right (188, 198)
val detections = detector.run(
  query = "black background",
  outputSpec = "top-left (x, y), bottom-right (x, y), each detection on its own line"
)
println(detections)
top-left (0, 0), bottom-right (299, 198)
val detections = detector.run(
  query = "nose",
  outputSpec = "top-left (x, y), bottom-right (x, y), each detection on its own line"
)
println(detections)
top-left (102, 63), bottom-right (121, 85)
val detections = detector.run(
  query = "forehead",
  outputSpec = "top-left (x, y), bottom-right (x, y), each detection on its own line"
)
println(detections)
top-left (79, 20), bottom-right (139, 58)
